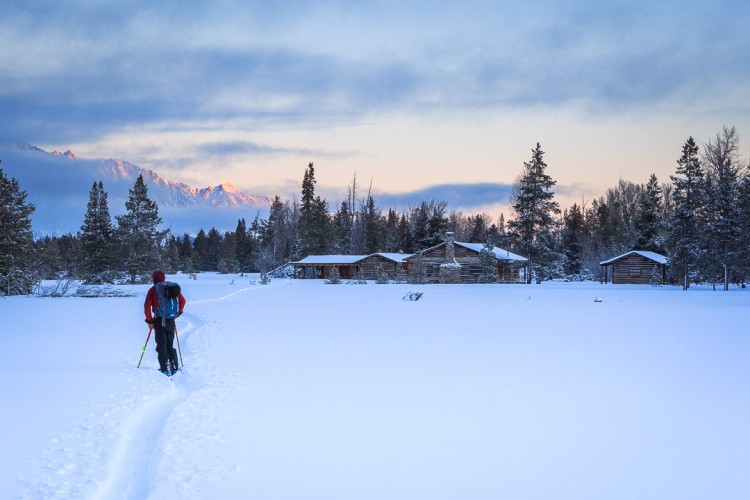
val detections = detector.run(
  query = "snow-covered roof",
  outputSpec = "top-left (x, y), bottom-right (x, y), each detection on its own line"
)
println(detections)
top-left (370, 252), bottom-right (413, 263)
top-left (600, 250), bottom-right (669, 266)
top-left (403, 241), bottom-right (527, 262)
top-left (292, 252), bottom-right (414, 265)
top-left (291, 255), bottom-right (367, 265)
top-left (455, 242), bottom-right (528, 262)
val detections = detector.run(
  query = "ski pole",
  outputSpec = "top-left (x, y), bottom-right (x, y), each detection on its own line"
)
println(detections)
top-left (137, 326), bottom-right (153, 368)
top-left (174, 323), bottom-right (184, 368)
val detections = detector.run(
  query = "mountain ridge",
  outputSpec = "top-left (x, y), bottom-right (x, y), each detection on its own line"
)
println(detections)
top-left (0, 141), bottom-right (273, 235)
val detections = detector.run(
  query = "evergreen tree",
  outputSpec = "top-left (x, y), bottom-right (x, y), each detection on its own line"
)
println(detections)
top-left (736, 174), bottom-right (750, 282)
top-left (53, 233), bottom-right (79, 277)
top-left (218, 230), bottom-right (239, 273)
top-left (298, 162), bottom-right (331, 256)
top-left (164, 235), bottom-right (181, 273)
top-left (507, 143), bottom-right (561, 283)
top-left (668, 137), bottom-right (706, 289)
top-left (411, 200), bottom-right (448, 249)
top-left (179, 233), bottom-right (193, 261)
top-left (397, 214), bottom-right (413, 253)
top-left (374, 262), bottom-right (390, 284)
top-left (478, 240), bottom-right (498, 283)
top-left (0, 165), bottom-right (36, 295)
top-left (332, 199), bottom-right (353, 254)
top-left (79, 181), bottom-right (115, 282)
top-left (649, 265), bottom-right (663, 287)
top-left (235, 218), bottom-right (255, 272)
top-left (260, 196), bottom-right (295, 267)
top-left (325, 265), bottom-right (342, 284)
top-left (496, 214), bottom-right (508, 249)
top-left (427, 200), bottom-right (449, 248)
top-left (34, 236), bottom-right (65, 280)
top-left (468, 214), bottom-right (489, 243)
top-left (204, 227), bottom-right (222, 271)
top-left (362, 194), bottom-right (385, 253)
top-left (633, 174), bottom-right (664, 252)
top-left (115, 175), bottom-right (164, 283)
top-left (411, 202), bottom-right (430, 249)
top-left (561, 203), bottom-right (585, 276)
top-left (701, 126), bottom-right (743, 290)
top-left (384, 209), bottom-right (400, 253)
top-left (192, 229), bottom-right (208, 270)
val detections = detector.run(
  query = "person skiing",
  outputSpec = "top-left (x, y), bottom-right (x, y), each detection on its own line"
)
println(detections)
top-left (144, 270), bottom-right (186, 375)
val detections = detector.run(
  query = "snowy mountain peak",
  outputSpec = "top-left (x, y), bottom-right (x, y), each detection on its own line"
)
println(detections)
top-left (52, 149), bottom-right (77, 159)
top-left (197, 183), bottom-right (269, 207)
top-left (0, 142), bottom-right (274, 234)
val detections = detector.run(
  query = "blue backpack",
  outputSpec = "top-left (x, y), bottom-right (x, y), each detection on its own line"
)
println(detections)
top-left (155, 281), bottom-right (181, 319)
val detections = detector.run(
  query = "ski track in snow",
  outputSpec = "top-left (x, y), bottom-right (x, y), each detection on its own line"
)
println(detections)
top-left (21, 286), bottom-right (248, 500)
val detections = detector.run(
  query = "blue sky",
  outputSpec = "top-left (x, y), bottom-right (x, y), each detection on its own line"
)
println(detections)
top-left (1, 0), bottom-right (749, 216)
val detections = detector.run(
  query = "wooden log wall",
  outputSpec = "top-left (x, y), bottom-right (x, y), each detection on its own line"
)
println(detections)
top-left (358, 255), bottom-right (406, 280)
top-left (610, 254), bottom-right (666, 284)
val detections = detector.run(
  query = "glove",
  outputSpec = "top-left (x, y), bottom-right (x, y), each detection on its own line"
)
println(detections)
top-left (145, 319), bottom-right (154, 327)
top-left (176, 311), bottom-right (182, 318)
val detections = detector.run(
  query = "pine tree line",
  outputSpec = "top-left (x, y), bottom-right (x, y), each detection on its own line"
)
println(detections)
top-left (1, 127), bottom-right (749, 294)
top-left (561, 126), bottom-right (750, 289)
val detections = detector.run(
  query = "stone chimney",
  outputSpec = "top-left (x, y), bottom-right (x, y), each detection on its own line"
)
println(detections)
top-left (445, 232), bottom-right (456, 261)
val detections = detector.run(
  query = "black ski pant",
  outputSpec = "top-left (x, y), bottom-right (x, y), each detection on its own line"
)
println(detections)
top-left (154, 317), bottom-right (179, 372)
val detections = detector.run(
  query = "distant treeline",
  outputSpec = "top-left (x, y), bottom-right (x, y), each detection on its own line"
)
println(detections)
top-left (1, 126), bottom-right (748, 295)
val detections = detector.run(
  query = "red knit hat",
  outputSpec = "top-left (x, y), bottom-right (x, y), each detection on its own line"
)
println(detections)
top-left (152, 270), bottom-right (166, 284)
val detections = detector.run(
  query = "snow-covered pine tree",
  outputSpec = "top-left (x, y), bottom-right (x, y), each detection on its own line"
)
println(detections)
top-left (394, 262), bottom-right (408, 283)
top-left (0, 164), bottom-right (36, 295)
top-left (115, 175), bottom-right (165, 283)
top-left (374, 262), bottom-right (389, 284)
top-left (478, 240), bottom-right (498, 283)
top-left (258, 196), bottom-right (295, 269)
top-left (348, 269), bottom-right (367, 284)
top-left (79, 180), bottom-right (116, 283)
top-left (668, 137), bottom-right (706, 290)
top-left (325, 265), bottom-right (342, 284)
top-left (507, 143), bottom-right (561, 283)
top-left (410, 200), bottom-right (449, 250)
top-left (649, 264), bottom-right (663, 287)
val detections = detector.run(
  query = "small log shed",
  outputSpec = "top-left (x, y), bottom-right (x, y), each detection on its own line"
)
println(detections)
top-left (600, 250), bottom-right (669, 285)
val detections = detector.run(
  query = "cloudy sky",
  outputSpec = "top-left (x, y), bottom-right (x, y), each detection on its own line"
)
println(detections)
top-left (2, 0), bottom-right (749, 216)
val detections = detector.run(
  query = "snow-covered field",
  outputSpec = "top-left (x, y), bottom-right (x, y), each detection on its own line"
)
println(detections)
top-left (2, 275), bottom-right (749, 500)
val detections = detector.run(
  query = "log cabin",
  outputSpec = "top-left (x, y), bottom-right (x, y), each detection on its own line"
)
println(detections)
top-left (600, 250), bottom-right (668, 285)
top-left (404, 233), bottom-right (527, 284)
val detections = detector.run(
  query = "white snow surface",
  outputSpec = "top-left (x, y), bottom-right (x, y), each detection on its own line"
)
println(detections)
top-left (2, 276), bottom-right (749, 499)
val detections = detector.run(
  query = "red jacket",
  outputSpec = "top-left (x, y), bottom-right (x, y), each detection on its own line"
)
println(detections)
top-left (144, 286), bottom-right (186, 321)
